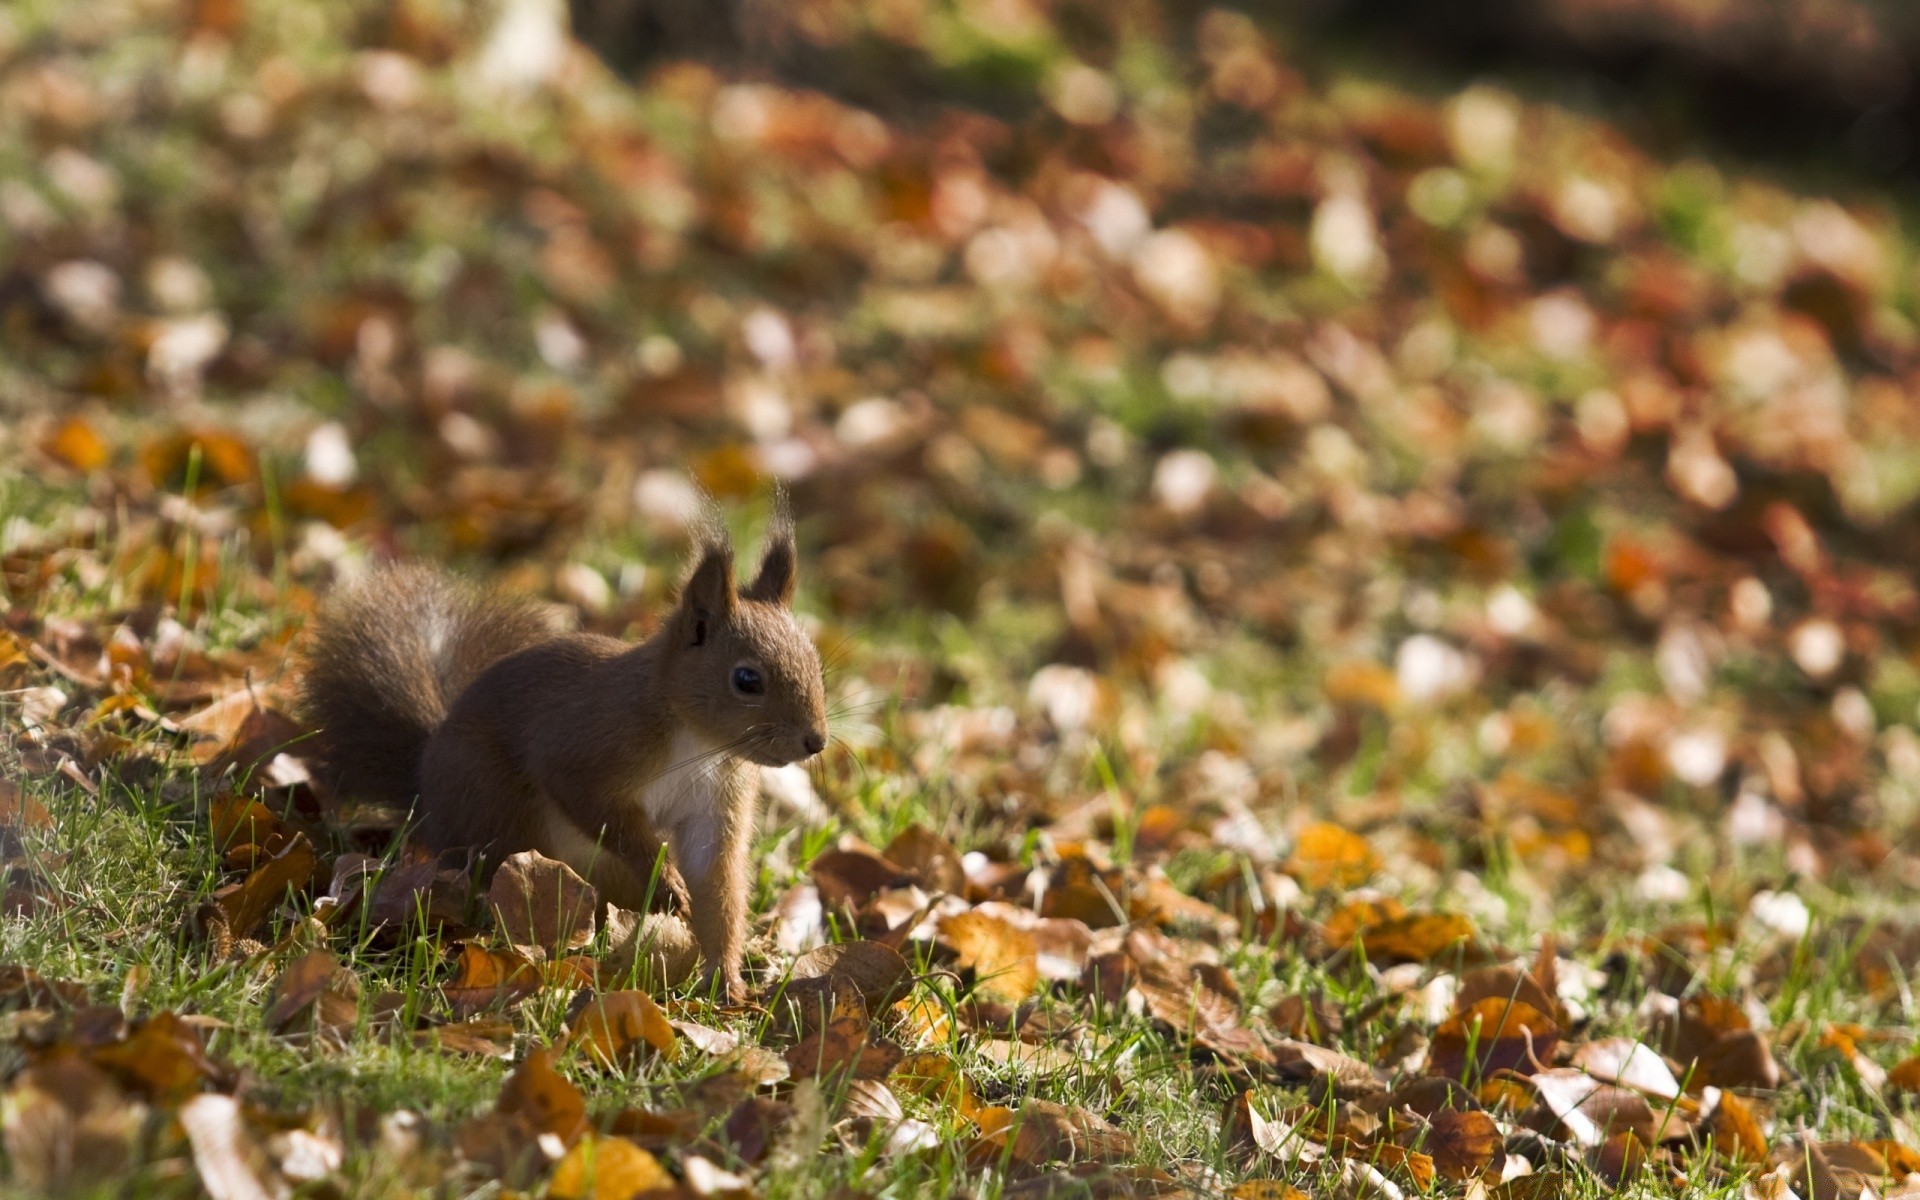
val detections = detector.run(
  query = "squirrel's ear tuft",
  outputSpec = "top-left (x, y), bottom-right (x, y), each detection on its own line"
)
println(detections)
top-left (742, 488), bottom-right (797, 607)
top-left (677, 543), bottom-right (736, 646)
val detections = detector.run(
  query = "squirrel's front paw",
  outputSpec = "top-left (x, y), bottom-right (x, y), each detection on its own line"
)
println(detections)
top-left (703, 967), bottom-right (746, 1006)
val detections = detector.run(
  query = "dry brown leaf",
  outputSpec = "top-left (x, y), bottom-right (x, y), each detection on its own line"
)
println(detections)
top-left (43, 418), bottom-right (110, 473)
top-left (1, 1062), bottom-right (143, 1194)
top-left (785, 939), bottom-right (912, 1011)
top-left (976, 1099), bottom-right (1135, 1169)
top-left (201, 833), bottom-right (317, 943)
top-left (892, 1052), bottom-right (979, 1118)
top-left (492, 1045), bottom-right (587, 1148)
top-left (570, 992), bottom-right (677, 1068)
top-left (489, 851), bottom-right (597, 954)
top-left (265, 950), bottom-right (359, 1042)
top-left (1426, 1108), bottom-right (1501, 1181)
top-left (942, 910), bottom-right (1041, 1003)
top-left (810, 848), bottom-right (914, 909)
top-left (179, 1093), bottom-right (287, 1200)
top-left (883, 824), bottom-right (965, 894)
top-left (415, 1017), bottom-right (516, 1059)
top-left (723, 1096), bottom-right (795, 1165)
top-left (365, 858), bottom-right (474, 931)
top-left (91, 1012), bottom-right (223, 1102)
top-left (1134, 961), bottom-right (1267, 1066)
top-left (1429, 998), bottom-right (1559, 1080)
top-left (1229, 1183), bottom-right (1309, 1200)
top-left (1359, 912), bottom-right (1478, 964)
top-left (1455, 963), bottom-right (1560, 1025)
top-left (1271, 1039), bottom-right (1383, 1098)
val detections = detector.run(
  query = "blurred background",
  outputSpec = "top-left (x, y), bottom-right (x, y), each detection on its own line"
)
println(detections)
top-left (10, 0), bottom-right (1920, 889)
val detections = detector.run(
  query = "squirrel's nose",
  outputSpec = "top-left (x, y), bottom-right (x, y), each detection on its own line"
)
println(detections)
top-left (802, 731), bottom-right (825, 756)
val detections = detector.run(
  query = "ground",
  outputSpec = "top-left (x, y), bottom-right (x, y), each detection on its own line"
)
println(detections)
top-left (5, 0), bottom-right (1920, 1197)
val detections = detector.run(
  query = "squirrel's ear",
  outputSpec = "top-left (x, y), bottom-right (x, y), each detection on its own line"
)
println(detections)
top-left (742, 529), bottom-right (796, 607)
top-left (677, 544), bottom-right (736, 647)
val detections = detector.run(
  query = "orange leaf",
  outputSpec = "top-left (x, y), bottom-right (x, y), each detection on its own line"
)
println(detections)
top-left (940, 910), bottom-right (1040, 1003)
top-left (1287, 823), bottom-right (1378, 890)
top-left (570, 992), bottom-right (677, 1068)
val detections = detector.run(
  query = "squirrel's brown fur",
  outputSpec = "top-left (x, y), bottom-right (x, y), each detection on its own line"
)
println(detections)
top-left (297, 518), bottom-right (825, 1001)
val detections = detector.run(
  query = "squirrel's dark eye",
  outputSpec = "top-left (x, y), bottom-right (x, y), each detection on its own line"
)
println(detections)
top-left (731, 666), bottom-right (765, 696)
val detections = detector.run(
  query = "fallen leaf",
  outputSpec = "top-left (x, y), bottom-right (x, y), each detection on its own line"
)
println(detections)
top-left (548, 1133), bottom-right (672, 1200)
top-left (1287, 822), bottom-right (1378, 890)
top-left (1359, 913), bottom-right (1478, 964)
top-left (1271, 1039), bottom-right (1383, 1098)
top-left (91, 1012), bottom-right (222, 1102)
top-left (442, 943), bottom-right (543, 1018)
top-left (489, 851), bottom-right (597, 954)
top-left (883, 825), bottom-right (965, 894)
top-left (265, 950), bottom-right (359, 1042)
top-left (978, 1099), bottom-right (1135, 1168)
top-left (1709, 1089), bottom-right (1770, 1162)
top-left (784, 939), bottom-right (912, 1011)
top-left (1429, 998), bottom-right (1559, 1080)
top-left (570, 992), bottom-right (677, 1067)
top-left (809, 848), bottom-right (915, 910)
top-left (1425, 1108), bottom-right (1501, 1180)
top-left (941, 910), bottom-right (1040, 1003)
top-left (179, 1093), bottom-right (287, 1200)
top-left (43, 418), bottom-right (110, 473)
top-left (201, 833), bottom-right (318, 943)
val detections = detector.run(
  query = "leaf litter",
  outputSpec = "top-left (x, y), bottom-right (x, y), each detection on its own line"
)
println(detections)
top-left (7, 0), bottom-right (1920, 1196)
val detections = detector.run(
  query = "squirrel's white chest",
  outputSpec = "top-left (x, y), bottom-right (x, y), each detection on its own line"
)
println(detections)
top-left (633, 729), bottom-right (731, 829)
top-left (539, 729), bottom-right (741, 885)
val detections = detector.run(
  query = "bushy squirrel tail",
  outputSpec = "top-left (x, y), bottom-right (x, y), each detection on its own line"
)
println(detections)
top-left (297, 565), bottom-right (557, 808)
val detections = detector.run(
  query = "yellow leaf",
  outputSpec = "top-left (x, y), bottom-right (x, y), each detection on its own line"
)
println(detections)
top-left (548, 1134), bottom-right (672, 1200)
top-left (570, 991), bottom-right (677, 1067)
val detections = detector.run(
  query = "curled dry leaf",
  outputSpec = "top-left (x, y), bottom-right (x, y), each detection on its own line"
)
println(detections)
top-left (1571, 1037), bottom-right (1680, 1099)
top-left (199, 833), bottom-right (317, 944)
top-left (892, 1052), bottom-right (980, 1118)
top-left (784, 938), bottom-right (912, 1011)
top-left (265, 950), bottom-right (359, 1042)
top-left (1456, 963), bottom-right (1560, 1025)
top-left (458, 1045), bottom-right (587, 1180)
top-left (784, 981), bottom-right (902, 1081)
top-left (415, 1017), bottom-right (516, 1059)
top-left (724, 1096), bottom-right (795, 1165)
top-left (442, 943), bottom-right (543, 1018)
top-left (1, 1055), bottom-right (145, 1194)
top-left (974, 1099), bottom-right (1135, 1169)
top-left (1357, 913), bottom-right (1479, 965)
top-left (1424, 1108), bottom-right (1502, 1180)
top-left (1709, 1089), bottom-right (1771, 1162)
top-left (883, 824), bottom-right (965, 894)
top-left (809, 847), bottom-right (914, 910)
top-left (489, 850), bottom-right (597, 954)
top-left (1271, 1039), bottom-right (1384, 1098)
top-left (1229, 1184), bottom-right (1310, 1200)
top-left (1134, 960), bottom-right (1268, 1066)
top-left (366, 857), bottom-right (474, 933)
top-left (1428, 998), bottom-right (1559, 1080)
top-left (941, 909), bottom-right (1041, 1003)
top-left (91, 1012), bottom-right (222, 1103)
top-left (179, 1093), bottom-right (289, 1200)
top-left (570, 991), bottom-right (677, 1068)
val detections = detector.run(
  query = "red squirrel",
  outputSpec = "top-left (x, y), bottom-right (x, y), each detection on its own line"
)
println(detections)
top-left (297, 515), bottom-right (826, 1001)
